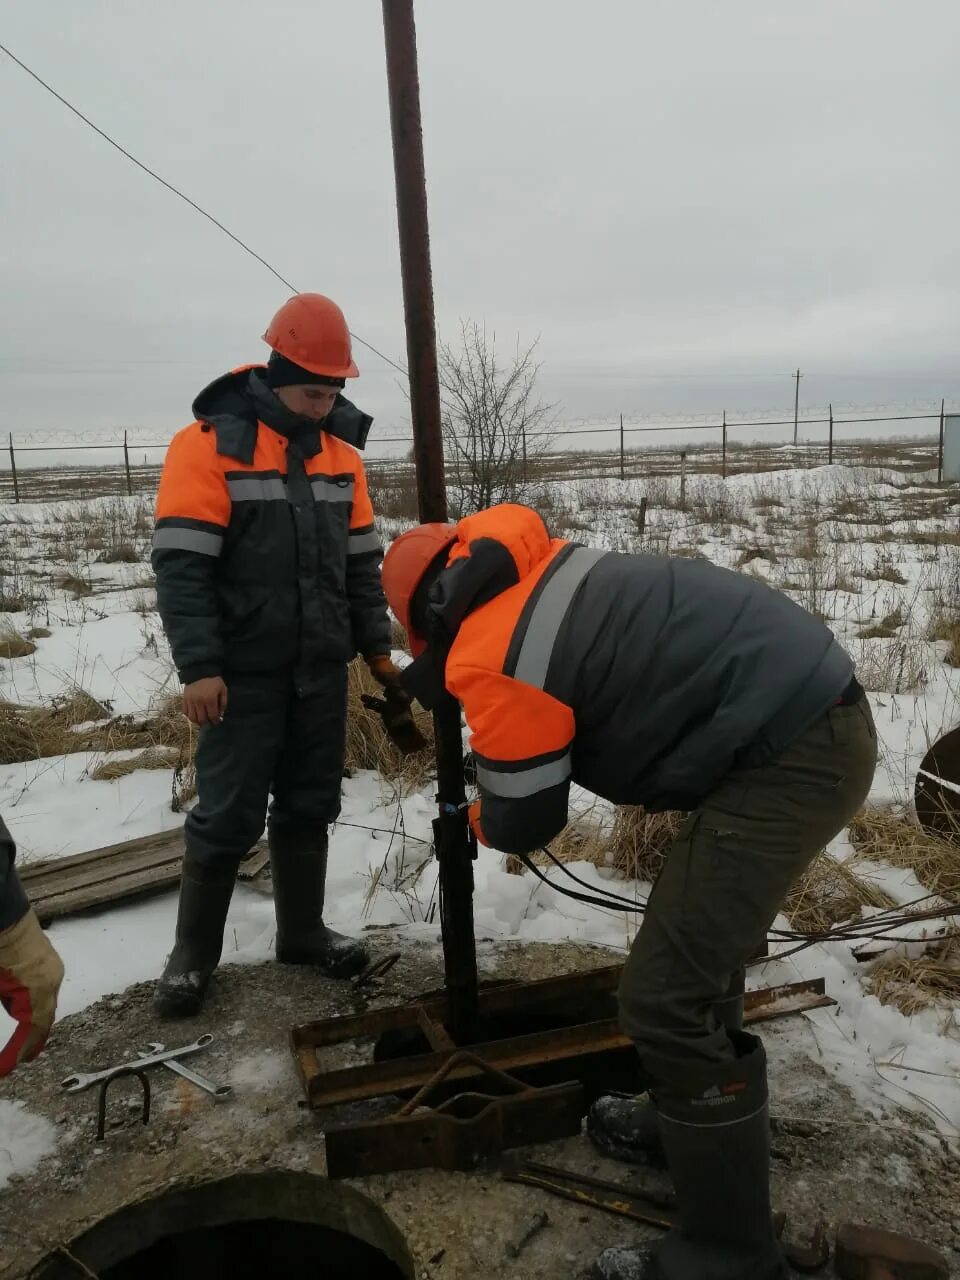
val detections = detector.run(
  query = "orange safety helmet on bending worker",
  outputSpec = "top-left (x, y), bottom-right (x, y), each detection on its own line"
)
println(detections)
top-left (381, 523), bottom-right (458, 655)
top-left (263, 293), bottom-right (360, 380)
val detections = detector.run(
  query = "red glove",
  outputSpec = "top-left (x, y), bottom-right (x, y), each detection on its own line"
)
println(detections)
top-left (468, 801), bottom-right (491, 848)
top-left (0, 909), bottom-right (65, 1077)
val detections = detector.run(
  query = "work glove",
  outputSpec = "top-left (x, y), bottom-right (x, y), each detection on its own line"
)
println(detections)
top-left (363, 656), bottom-right (428, 755)
top-left (0, 908), bottom-right (65, 1077)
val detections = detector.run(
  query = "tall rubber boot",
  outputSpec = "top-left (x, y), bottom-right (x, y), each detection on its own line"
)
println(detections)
top-left (269, 830), bottom-right (369, 978)
top-left (588, 976), bottom-right (745, 1168)
top-left (590, 1032), bottom-right (785, 1280)
top-left (153, 855), bottom-right (236, 1019)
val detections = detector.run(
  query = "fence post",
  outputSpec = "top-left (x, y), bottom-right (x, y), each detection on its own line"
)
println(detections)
top-left (521, 423), bottom-right (528, 483)
top-left (8, 434), bottom-right (19, 504)
top-left (619, 414), bottom-right (625, 481)
top-left (721, 410), bottom-right (727, 479)
top-left (828, 403), bottom-right (834, 466)
top-left (680, 450), bottom-right (687, 508)
top-left (938, 397), bottom-right (946, 483)
top-left (637, 495), bottom-right (648, 541)
top-left (123, 430), bottom-right (133, 496)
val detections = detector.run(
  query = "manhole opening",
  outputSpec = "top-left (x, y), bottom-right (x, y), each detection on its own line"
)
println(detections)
top-left (33, 1172), bottom-right (414, 1280)
top-left (102, 1218), bottom-right (404, 1280)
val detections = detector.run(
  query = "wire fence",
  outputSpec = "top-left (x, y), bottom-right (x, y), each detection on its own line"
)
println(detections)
top-left (0, 404), bottom-right (950, 504)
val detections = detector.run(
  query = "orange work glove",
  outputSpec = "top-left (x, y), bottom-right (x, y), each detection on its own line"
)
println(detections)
top-left (364, 655), bottom-right (428, 755)
top-left (468, 801), bottom-right (491, 848)
top-left (0, 908), bottom-right (65, 1077)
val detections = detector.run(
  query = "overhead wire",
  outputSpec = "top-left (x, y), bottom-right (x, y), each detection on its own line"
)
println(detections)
top-left (0, 40), bottom-right (409, 379)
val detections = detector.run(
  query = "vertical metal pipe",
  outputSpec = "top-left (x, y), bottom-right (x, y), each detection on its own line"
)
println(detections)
top-left (8, 434), bottom-right (19, 504)
top-left (828, 403), bottom-right (834, 466)
top-left (722, 410), bottom-right (727, 479)
top-left (793, 369), bottom-right (801, 447)
top-left (123, 430), bottom-right (133, 496)
top-left (382, 0), bottom-right (477, 1041)
top-left (619, 414), bottom-right (625, 481)
top-left (938, 397), bottom-right (946, 484)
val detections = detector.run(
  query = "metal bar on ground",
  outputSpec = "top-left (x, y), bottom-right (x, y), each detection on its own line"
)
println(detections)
top-left (382, 0), bottom-right (478, 1042)
top-left (291, 977), bottom-right (834, 1108)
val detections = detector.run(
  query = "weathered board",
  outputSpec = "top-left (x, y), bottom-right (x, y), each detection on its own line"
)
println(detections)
top-left (20, 832), bottom-right (268, 925)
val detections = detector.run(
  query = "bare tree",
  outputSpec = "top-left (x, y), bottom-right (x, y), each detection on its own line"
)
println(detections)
top-left (439, 321), bottom-right (557, 515)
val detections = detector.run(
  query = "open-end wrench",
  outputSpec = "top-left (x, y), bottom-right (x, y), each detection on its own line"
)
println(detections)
top-left (61, 1034), bottom-right (214, 1094)
top-left (141, 1042), bottom-right (232, 1099)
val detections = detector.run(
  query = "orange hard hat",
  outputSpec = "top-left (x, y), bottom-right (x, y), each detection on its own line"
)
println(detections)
top-left (262, 293), bottom-right (359, 379)
top-left (382, 523), bottom-right (458, 656)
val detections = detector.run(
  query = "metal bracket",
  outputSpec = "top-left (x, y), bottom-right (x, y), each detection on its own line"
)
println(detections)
top-left (95, 1068), bottom-right (151, 1142)
top-left (325, 1050), bottom-right (583, 1178)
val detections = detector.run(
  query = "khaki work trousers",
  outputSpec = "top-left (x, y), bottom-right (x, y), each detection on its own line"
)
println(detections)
top-left (618, 697), bottom-right (878, 1076)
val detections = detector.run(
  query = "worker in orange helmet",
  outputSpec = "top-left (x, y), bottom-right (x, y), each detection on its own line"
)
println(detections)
top-left (151, 294), bottom-right (424, 1019)
top-left (382, 503), bottom-right (876, 1280)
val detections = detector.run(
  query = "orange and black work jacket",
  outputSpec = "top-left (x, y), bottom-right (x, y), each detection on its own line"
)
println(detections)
top-left (418, 505), bottom-right (853, 854)
top-left (152, 367), bottom-right (390, 693)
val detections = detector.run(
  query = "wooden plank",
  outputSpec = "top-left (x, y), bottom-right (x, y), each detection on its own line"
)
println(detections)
top-left (20, 831), bottom-right (267, 925)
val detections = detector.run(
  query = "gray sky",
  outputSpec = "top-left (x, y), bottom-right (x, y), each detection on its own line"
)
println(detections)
top-left (1, 0), bottom-right (958, 451)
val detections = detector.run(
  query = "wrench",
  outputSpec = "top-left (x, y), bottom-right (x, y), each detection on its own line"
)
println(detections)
top-left (61, 1034), bottom-right (214, 1094)
top-left (141, 1042), bottom-right (232, 1099)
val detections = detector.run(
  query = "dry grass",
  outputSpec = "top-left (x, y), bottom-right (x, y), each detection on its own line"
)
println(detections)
top-left (785, 848), bottom-right (897, 932)
top-left (27, 626), bottom-right (51, 640)
top-left (509, 805), bottom-right (682, 881)
top-left (854, 636), bottom-right (930, 694)
top-left (95, 543), bottom-right (140, 565)
top-left (91, 745), bottom-right (181, 781)
top-left (0, 594), bottom-right (27, 613)
top-left (0, 627), bottom-right (37, 659)
top-left (56, 573), bottom-right (93, 598)
top-left (849, 807), bottom-right (960, 901)
top-left (867, 938), bottom-right (960, 1023)
top-left (0, 692), bottom-right (194, 766)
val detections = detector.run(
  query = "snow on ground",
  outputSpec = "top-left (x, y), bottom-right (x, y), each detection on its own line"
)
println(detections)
top-left (0, 1101), bottom-right (58, 1189)
top-left (1, 463), bottom-right (960, 1139)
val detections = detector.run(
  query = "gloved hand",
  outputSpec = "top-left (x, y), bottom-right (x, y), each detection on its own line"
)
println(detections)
top-left (0, 908), bottom-right (65, 1077)
top-left (363, 655), bottom-right (428, 754)
top-left (468, 800), bottom-right (491, 848)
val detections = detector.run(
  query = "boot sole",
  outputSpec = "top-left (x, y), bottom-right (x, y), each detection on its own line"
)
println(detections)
top-left (587, 1125), bottom-right (668, 1170)
top-left (276, 951), bottom-right (369, 980)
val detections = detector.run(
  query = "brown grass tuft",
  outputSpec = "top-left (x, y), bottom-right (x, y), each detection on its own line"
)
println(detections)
top-left (785, 848), bottom-right (897, 933)
top-left (91, 746), bottom-right (180, 781)
top-left (56, 574), bottom-right (93, 598)
top-left (96, 543), bottom-right (140, 564)
top-left (849, 807), bottom-right (960, 901)
top-left (0, 692), bottom-right (194, 766)
top-left (0, 628), bottom-right (37, 659)
top-left (867, 938), bottom-right (960, 1021)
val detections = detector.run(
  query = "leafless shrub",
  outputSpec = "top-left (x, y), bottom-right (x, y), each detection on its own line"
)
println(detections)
top-left (440, 321), bottom-right (556, 515)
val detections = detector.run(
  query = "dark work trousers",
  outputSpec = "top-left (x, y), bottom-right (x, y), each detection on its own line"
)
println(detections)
top-left (184, 667), bottom-right (348, 870)
top-left (618, 697), bottom-right (878, 1078)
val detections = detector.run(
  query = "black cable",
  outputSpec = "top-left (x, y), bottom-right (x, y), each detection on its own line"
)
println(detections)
top-left (515, 851), bottom-right (644, 914)
top-left (0, 40), bottom-right (408, 379)
top-left (539, 844), bottom-right (648, 912)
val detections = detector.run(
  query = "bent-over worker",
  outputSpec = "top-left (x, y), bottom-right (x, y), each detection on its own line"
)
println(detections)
top-left (152, 293), bottom-right (423, 1019)
top-left (381, 503), bottom-right (876, 1280)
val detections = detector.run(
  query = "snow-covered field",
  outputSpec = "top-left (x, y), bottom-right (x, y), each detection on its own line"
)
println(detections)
top-left (1, 457), bottom-right (959, 1161)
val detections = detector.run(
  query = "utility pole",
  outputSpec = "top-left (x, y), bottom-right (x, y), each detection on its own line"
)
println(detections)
top-left (793, 368), bottom-right (801, 447)
top-left (382, 0), bottom-right (477, 1042)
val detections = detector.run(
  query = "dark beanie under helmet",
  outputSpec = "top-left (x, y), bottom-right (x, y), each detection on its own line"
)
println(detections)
top-left (264, 351), bottom-right (346, 390)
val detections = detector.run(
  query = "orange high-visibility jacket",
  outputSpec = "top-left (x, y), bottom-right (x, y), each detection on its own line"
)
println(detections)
top-left (152, 366), bottom-right (390, 693)
top-left (427, 505), bottom-right (853, 854)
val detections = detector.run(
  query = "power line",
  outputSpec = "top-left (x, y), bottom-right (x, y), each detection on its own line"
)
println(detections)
top-left (0, 40), bottom-right (409, 379)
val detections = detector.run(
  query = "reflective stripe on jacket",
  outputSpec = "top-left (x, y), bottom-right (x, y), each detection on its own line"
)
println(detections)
top-left (439, 505), bottom-right (853, 854)
top-left (152, 367), bottom-right (390, 693)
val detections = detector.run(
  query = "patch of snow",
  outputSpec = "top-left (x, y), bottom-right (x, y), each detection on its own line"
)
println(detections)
top-left (0, 1101), bottom-right (58, 1189)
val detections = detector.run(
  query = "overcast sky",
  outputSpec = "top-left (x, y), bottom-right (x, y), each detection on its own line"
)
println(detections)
top-left (1, 0), bottom-right (958, 448)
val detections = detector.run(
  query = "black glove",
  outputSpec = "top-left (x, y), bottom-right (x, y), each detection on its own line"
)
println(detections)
top-left (361, 688), bottom-right (428, 754)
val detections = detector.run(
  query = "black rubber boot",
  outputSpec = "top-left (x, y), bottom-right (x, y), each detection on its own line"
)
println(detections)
top-left (153, 856), bottom-right (236, 1019)
top-left (588, 983), bottom-right (745, 1168)
top-left (590, 1032), bottom-right (785, 1280)
top-left (269, 830), bottom-right (369, 978)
